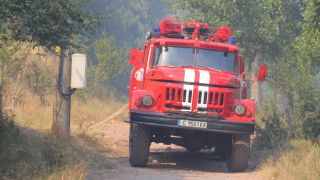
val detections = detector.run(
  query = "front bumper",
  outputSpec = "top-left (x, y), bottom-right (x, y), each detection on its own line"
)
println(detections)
top-left (127, 110), bottom-right (255, 134)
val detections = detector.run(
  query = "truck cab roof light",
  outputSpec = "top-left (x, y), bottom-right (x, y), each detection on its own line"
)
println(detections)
top-left (228, 36), bottom-right (235, 45)
top-left (154, 26), bottom-right (161, 34)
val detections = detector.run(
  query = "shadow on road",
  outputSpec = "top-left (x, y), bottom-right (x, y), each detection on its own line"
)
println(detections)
top-left (147, 146), bottom-right (230, 173)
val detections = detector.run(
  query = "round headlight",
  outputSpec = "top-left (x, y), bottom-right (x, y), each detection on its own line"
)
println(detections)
top-left (142, 95), bottom-right (153, 107)
top-left (235, 104), bottom-right (246, 115)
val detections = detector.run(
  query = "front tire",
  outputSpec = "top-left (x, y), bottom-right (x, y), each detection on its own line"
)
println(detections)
top-left (129, 124), bottom-right (151, 167)
top-left (226, 134), bottom-right (250, 172)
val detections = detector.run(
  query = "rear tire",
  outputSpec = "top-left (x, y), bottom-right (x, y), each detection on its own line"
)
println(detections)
top-left (129, 124), bottom-right (151, 167)
top-left (226, 134), bottom-right (250, 172)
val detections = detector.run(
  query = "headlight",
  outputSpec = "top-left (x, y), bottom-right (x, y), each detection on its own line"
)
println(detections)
top-left (142, 95), bottom-right (153, 107)
top-left (234, 104), bottom-right (246, 115)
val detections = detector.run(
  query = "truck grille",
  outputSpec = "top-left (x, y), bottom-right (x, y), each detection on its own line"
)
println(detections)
top-left (165, 87), bottom-right (225, 112)
top-left (166, 88), bottom-right (182, 102)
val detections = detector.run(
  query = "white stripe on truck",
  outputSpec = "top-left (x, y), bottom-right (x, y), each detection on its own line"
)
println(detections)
top-left (197, 70), bottom-right (210, 113)
top-left (182, 69), bottom-right (195, 111)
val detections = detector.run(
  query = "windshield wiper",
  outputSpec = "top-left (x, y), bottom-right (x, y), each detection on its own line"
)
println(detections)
top-left (197, 64), bottom-right (221, 73)
top-left (167, 66), bottom-right (193, 68)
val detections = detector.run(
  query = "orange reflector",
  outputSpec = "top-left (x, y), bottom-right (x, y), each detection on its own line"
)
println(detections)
top-left (135, 99), bottom-right (142, 107)
top-left (246, 110), bottom-right (252, 117)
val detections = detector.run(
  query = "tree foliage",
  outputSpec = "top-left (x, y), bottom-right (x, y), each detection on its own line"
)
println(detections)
top-left (86, 0), bottom-right (166, 49)
top-left (304, 0), bottom-right (320, 32)
top-left (92, 32), bottom-right (129, 85)
top-left (165, 0), bottom-right (303, 62)
top-left (82, 0), bottom-right (167, 94)
top-left (0, 0), bottom-right (102, 49)
top-left (254, 98), bottom-right (287, 149)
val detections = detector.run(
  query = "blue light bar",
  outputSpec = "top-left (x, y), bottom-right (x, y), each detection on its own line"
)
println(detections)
top-left (154, 26), bottom-right (161, 34)
top-left (228, 36), bottom-right (235, 45)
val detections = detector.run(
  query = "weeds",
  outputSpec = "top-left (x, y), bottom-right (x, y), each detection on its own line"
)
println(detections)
top-left (0, 91), bottom-right (124, 179)
top-left (251, 98), bottom-right (320, 179)
top-left (254, 139), bottom-right (320, 180)
top-left (0, 121), bottom-right (112, 179)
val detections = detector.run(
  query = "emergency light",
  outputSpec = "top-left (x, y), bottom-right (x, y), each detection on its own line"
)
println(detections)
top-left (154, 26), bottom-right (161, 35)
top-left (228, 36), bottom-right (235, 45)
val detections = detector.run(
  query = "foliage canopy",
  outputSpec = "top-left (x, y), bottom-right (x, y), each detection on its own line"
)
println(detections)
top-left (0, 0), bottom-right (102, 49)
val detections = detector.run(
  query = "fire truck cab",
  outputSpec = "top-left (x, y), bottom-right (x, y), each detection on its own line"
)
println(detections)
top-left (127, 17), bottom-right (266, 172)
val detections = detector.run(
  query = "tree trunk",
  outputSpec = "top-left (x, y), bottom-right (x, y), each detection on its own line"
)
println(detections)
top-left (52, 48), bottom-right (72, 140)
top-left (274, 88), bottom-right (292, 121)
top-left (0, 59), bottom-right (3, 119)
top-left (274, 88), bottom-right (296, 136)
top-left (250, 53), bottom-right (262, 111)
top-left (0, 81), bottom-right (2, 120)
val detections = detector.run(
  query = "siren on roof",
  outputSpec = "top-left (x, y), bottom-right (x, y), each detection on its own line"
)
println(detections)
top-left (148, 17), bottom-right (233, 42)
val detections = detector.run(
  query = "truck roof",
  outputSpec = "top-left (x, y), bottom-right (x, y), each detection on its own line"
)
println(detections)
top-left (150, 38), bottom-right (239, 53)
top-left (145, 17), bottom-right (239, 53)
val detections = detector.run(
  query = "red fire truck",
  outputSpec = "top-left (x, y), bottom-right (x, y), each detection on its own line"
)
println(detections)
top-left (127, 17), bottom-right (266, 172)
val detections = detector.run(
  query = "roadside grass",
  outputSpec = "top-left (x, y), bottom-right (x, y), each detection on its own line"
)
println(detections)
top-left (0, 44), bottom-right (128, 179)
top-left (251, 100), bottom-right (320, 179)
top-left (251, 139), bottom-right (320, 180)
top-left (0, 90), bottom-right (128, 179)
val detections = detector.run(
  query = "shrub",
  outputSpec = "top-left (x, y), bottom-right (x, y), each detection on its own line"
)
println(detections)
top-left (253, 98), bottom-right (287, 149)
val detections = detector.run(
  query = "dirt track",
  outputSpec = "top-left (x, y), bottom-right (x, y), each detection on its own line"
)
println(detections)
top-left (87, 121), bottom-right (262, 180)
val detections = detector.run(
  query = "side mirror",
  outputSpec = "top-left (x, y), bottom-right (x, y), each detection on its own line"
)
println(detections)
top-left (130, 49), bottom-right (138, 66)
top-left (240, 59), bottom-right (244, 77)
top-left (257, 65), bottom-right (267, 82)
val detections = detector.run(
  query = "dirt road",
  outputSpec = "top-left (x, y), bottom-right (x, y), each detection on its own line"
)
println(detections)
top-left (87, 121), bottom-right (262, 180)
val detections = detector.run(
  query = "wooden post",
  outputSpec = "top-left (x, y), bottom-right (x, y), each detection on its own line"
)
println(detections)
top-left (0, 59), bottom-right (3, 120)
top-left (52, 48), bottom-right (72, 140)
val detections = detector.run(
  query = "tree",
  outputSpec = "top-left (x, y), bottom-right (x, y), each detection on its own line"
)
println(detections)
top-left (305, 0), bottom-right (320, 32)
top-left (292, 0), bottom-right (320, 141)
top-left (91, 32), bottom-right (129, 97)
top-left (0, 0), bottom-right (101, 49)
top-left (0, 32), bottom-right (28, 119)
top-left (86, 0), bottom-right (166, 49)
top-left (82, 0), bottom-right (167, 93)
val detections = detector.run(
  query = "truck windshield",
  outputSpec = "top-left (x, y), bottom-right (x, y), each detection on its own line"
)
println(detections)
top-left (152, 46), bottom-right (237, 73)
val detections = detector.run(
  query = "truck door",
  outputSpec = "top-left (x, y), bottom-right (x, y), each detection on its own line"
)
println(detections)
top-left (142, 43), bottom-right (153, 89)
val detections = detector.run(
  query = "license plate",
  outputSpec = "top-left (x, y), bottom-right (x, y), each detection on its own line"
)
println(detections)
top-left (178, 120), bottom-right (207, 129)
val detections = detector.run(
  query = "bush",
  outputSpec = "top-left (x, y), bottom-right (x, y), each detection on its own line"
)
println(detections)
top-left (253, 99), bottom-right (287, 149)
top-left (302, 103), bottom-right (320, 143)
top-left (0, 114), bottom-right (20, 156)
